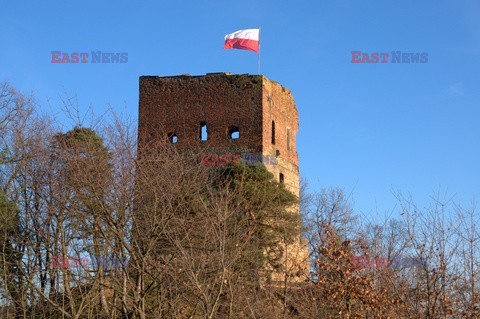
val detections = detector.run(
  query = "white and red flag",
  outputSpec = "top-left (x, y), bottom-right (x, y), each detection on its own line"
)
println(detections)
top-left (224, 29), bottom-right (260, 53)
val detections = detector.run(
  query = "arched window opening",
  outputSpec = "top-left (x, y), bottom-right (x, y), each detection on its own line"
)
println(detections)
top-left (167, 132), bottom-right (178, 144)
top-left (271, 121), bottom-right (276, 145)
top-left (200, 122), bottom-right (208, 141)
top-left (287, 128), bottom-right (291, 151)
top-left (228, 126), bottom-right (240, 139)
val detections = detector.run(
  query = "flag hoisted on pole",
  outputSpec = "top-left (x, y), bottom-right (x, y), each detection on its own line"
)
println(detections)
top-left (257, 27), bottom-right (260, 74)
top-left (224, 28), bottom-right (261, 74)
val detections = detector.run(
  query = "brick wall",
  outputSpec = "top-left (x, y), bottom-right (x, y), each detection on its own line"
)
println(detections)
top-left (138, 73), bottom-right (308, 280)
top-left (139, 73), bottom-right (299, 190)
top-left (139, 73), bottom-right (263, 152)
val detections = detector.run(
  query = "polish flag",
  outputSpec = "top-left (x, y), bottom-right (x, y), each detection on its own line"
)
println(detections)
top-left (224, 29), bottom-right (260, 53)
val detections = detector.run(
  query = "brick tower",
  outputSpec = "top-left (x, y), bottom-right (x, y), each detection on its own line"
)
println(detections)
top-left (138, 73), bottom-right (308, 281)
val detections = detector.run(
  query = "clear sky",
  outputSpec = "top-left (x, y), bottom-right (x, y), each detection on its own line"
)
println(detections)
top-left (1, 0), bottom-right (479, 219)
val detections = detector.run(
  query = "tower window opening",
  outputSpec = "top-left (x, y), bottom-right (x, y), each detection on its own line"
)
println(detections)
top-left (228, 126), bottom-right (240, 139)
top-left (200, 122), bottom-right (208, 141)
top-left (279, 173), bottom-right (284, 184)
top-left (167, 132), bottom-right (178, 144)
top-left (271, 121), bottom-right (275, 145)
top-left (287, 128), bottom-right (291, 151)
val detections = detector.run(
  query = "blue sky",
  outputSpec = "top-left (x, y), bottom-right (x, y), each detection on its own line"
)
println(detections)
top-left (1, 0), bottom-right (479, 218)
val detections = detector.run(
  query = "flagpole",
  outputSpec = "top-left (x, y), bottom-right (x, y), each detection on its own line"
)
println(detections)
top-left (258, 27), bottom-right (261, 74)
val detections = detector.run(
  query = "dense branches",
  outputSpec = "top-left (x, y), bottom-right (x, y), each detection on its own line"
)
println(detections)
top-left (0, 82), bottom-right (479, 318)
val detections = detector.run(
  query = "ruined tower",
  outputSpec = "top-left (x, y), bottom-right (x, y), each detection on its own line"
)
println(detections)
top-left (138, 73), bottom-right (308, 281)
